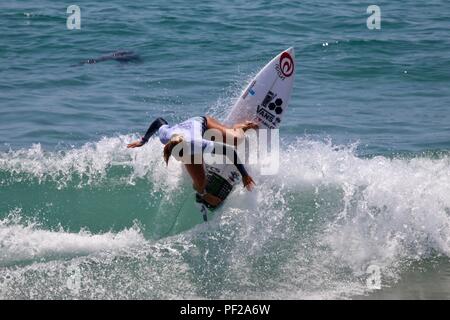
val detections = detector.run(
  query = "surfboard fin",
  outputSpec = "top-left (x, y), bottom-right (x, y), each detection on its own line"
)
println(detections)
top-left (195, 193), bottom-right (209, 222)
top-left (195, 201), bottom-right (208, 222)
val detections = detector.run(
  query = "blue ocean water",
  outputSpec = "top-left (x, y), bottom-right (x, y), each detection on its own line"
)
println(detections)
top-left (0, 0), bottom-right (450, 299)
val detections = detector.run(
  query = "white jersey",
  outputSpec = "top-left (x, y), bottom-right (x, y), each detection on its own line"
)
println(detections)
top-left (158, 117), bottom-right (214, 155)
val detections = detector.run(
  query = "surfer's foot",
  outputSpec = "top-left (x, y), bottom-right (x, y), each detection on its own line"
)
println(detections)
top-left (202, 193), bottom-right (223, 207)
top-left (205, 116), bottom-right (257, 146)
top-left (224, 121), bottom-right (258, 145)
top-left (233, 121), bottom-right (259, 132)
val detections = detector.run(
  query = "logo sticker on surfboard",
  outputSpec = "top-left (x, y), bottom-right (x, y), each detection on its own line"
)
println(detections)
top-left (275, 51), bottom-right (294, 80)
top-left (242, 80), bottom-right (256, 99)
top-left (256, 90), bottom-right (283, 128)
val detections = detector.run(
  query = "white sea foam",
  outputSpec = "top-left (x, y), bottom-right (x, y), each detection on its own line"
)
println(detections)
top-left (1, 137), bottom-right (449, 299)
top-left (0, 210), bottom-right (146, 266)
top-left (0, 135), bottom-right (184, 193)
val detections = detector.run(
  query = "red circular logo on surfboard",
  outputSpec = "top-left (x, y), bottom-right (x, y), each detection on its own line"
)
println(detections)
top-left (279, 52), bottom-right (294, 77)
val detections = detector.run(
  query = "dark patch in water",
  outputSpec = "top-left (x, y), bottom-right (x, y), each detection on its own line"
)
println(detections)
top-left (74, 50), bottom-right (142, 66)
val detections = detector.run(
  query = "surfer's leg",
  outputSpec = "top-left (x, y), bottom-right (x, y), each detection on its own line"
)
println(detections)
top-left (184, 163), bottom-right (207, 193)
top-left (205, 116), bottom-right (257, 146)
top-left (183, 163), bottom-right (222, 207)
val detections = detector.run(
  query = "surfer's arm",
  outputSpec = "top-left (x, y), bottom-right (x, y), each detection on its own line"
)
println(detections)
top-left (140, 117), bottom-right (168, 144)
top-left (209, 142), bottom-right (248, 176)
top-left (127, 117), bottom-right (168, 148)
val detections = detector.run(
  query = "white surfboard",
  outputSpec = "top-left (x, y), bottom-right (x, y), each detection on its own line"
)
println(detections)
top-left (204, 48), bottom-right (296, 205)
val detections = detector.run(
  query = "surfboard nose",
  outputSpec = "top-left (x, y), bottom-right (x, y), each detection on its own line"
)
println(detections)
top-left (285, 47), bottom-right (295, 59)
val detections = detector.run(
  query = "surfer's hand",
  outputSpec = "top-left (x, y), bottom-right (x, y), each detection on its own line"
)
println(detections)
top-left (127, 140), bottom-right (144, 148)
top-left (243, 175), bottom-right (255, 191)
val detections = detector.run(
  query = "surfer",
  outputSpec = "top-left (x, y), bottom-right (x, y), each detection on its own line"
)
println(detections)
top-left (127, 116), bottom-right (257, 208)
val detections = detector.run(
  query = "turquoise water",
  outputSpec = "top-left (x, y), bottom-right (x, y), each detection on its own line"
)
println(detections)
top-left (1, 0), bottom-right (450, 299)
